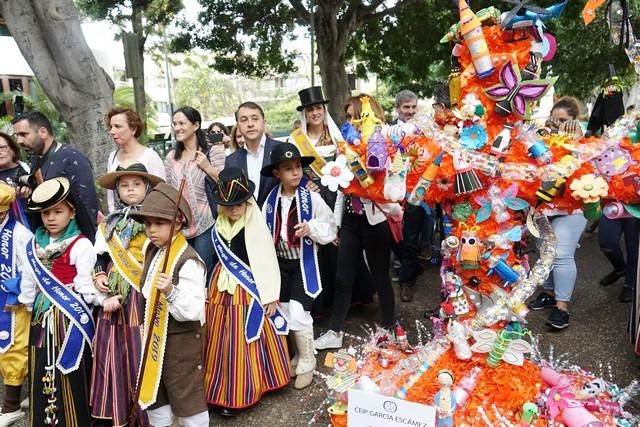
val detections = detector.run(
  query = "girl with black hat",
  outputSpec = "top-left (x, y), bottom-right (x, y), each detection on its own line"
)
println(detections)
top-left (90, 161), bottom-right (163, 427)
top-left (19, 177), bottom-right (100, 426)
top-left (203, 167), bottom-right (290, 416)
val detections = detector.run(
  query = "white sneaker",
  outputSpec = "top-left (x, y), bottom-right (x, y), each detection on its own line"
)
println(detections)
top-left (314, 330), bottom-right (343, 350)
top-left (0, 410), bottom-right (25, 427)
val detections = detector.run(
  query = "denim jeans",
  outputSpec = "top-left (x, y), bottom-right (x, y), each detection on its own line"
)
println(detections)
top-left (598, 216), bottom-right (639, 289)
top-left (187, 226), bottom-right (217, 278)
top-left (542, 214), bottom-right (587, 302)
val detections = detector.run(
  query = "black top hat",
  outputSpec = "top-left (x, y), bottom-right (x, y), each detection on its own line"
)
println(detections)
top-left (297, 86), bottom-right (330, 111)
top-left (260, 142), bottom-right (315, 177)
top-left (210, 167), bottom-right (256, 206)
top-left (27, 177), bottom-right (71, 212)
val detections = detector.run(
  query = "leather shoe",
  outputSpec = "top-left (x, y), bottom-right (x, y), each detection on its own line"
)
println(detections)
top-left (400, 285), bottom-right (414, 302)
top-left (219, 407), bottom-right (236, 417)
top-left (619, 287), bottom-right (634, 303)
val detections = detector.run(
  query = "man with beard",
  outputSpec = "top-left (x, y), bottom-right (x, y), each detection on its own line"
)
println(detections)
top-left (12, 111), bottom-right (98, 236)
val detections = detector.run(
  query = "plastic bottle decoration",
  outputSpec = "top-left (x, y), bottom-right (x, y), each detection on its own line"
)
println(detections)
top-left (342, 144), bottom-right (374, 189)
top-left (490, 123), bottom-right (514, 158)
top-left (452, 367), bottom-right (482, 409)
top-left (394, 321), bottom-right (409, 351)
top-left (518, 125), bottom-right (552, 164)
top-left (434, 370), bottom-right (457, 427)
top-left (449, 51), bottom-right (463, 108)
top-left (457, 224), bottom-right (481, 269)
top-left (449, 289), bottom-right (470, 316)
top-left (394, 337), bottom-right (451, 399)
top-left (458, 0), bottom-right (494, 78)
top-left (594, 145), bottom-right (635, 177)
top-left (486, 253), bottom-right (523, 286)
top-left (384, 154), bottom-right (410, 202)
top-left (442, 214), bottom-right (453, 236)
top-left (340, 121), bottom-right (362, 145)
top-left (518, 402), bottom-right (539, 426)
top-left (351, 96), bottom-right (383, 145)
top-left (366, 125), bottom-right (388, 171)
top-left (603, 202), bottom-right (632, 219)
top-left (484, 61), bottom-right (557, 119)
top-left (447, 319), bottom-right (472, 360)
top-left (453, 151), bottom-right (483, 195)
top-left (521, 52), bottom-right (542, 81)
top-left (470, 323), bottom-right (532, 367)
top-left (407, 152), bottom-right (443, 205)
top-left (569, 174), bottom-right (609, 221)
top-left (535, 155), bottom-right (581, 205)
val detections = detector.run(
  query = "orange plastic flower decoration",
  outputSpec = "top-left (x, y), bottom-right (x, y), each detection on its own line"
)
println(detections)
top-left (569, 174), bottom-right (609, 203)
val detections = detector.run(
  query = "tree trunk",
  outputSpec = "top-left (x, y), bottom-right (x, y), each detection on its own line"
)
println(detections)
top-left (315, 2), bottom-right (352, 125)
top-left (0, 0), bottom-right (114, 176)
top-left (132, 5), bottom-right (147, 128)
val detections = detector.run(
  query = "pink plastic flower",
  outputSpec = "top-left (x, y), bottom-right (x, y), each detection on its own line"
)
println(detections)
top-left (320, 155), bottom-right (354, 192)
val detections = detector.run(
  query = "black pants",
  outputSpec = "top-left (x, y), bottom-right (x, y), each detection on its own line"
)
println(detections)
top-left (330, 214), bottom-right (395, 330)
top-left (399, 205), bottom-right (426, 287)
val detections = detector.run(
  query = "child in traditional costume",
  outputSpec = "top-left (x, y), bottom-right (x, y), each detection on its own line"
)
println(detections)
top-left (204, 167), bottom-right (290, 416)
top-left (90, 161), bottom-right (163, 427)
top-left (19, 177), bottom-right (99, 426)
top-left (0, 183), bottom-right (34, 426)
top-left (261, 143), bottom-right (337, 389)
top-left (129, 182), bottom-right (209, 427)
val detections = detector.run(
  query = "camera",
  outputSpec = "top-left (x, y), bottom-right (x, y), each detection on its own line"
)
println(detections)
top-left (14, 169), bottom-right (37, 189)
top-left (207, 133), bottom-right (224, 144)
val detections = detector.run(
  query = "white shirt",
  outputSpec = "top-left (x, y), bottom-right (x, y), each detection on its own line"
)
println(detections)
top-left (141, 248), bottom-right (207, 325)
top-left (274, 190), bottom-right (338, 247)
top-left (19, 236), bottom-right (99, 308)
top-left (245, 135), bottom-right (266, 200)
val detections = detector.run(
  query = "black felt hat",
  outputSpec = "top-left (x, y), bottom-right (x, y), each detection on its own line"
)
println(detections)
top-left (210, 167), bottom-right (256, 206)
top-left (260, 142), bottom-right (315, 178)
top-left (297, 86), bottom-right (329, 111)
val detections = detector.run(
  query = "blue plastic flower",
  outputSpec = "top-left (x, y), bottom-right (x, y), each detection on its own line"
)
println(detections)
top-left (459, 124), bottom-right (488, 150)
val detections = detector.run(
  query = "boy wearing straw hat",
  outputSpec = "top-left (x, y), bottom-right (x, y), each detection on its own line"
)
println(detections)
top-left (129, 182), bottom-right (209, 427)
top-left (0, 183), bottom-right (33, 426)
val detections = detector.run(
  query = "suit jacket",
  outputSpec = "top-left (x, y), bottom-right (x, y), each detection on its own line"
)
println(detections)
top-left (206, 136), bottom-right (281, 216)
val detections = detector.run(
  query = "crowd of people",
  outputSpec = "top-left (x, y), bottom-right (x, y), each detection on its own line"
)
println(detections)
top-left (0, 84), bottom-right (636, 427)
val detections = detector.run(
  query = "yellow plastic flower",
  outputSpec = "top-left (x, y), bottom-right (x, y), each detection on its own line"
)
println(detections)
top-left (570, 174), bottom-right (608, 202)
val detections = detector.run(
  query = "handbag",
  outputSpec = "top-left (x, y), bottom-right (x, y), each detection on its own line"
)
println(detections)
top-left (372, 201), bottom-right (403, 244)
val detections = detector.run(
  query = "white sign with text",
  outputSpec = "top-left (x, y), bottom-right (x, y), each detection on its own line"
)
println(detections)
top-left (347, 389), bottom-right (436, 427)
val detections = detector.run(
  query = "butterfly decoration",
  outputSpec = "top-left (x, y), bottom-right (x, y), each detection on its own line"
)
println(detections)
top-left (487, 226), bottom-right (523, 249)
top-left (471, 323), bottom-right (533, 366)
top-left (475, 184), bottom-right (529, 223)
top-left (484, 61), bottom-right (557, 119)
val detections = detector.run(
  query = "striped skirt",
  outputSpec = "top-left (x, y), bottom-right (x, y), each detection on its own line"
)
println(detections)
top-left (90, 289), bottom-right (149, 427)
top-left (29, 307), bottom-right (92, 427)
top-left (204, 267), bottom-right (290, 408)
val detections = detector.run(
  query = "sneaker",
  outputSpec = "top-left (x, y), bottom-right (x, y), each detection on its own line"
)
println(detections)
top-left (400, 285), bottom-right (414, 302)
top-left (599, 270), bottom-right (625, 286)
top-left (19, 399), bottom-right (28, 410)
top-left (546, 308), bottom-right (570, 329)
top-left (619, 286), bottom-right (634, 303)
top-left (0, 410), bottom-right (25, 427)
top-left (314, 330), bottom-right (343, 350)
top-left (527, 292), bottom-right (556, 311)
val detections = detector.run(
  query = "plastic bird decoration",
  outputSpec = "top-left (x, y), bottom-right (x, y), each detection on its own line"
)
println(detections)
top-left (484, 60), bottom-right (557, 119)
top-left (500, 0), bottom-right (568, 41)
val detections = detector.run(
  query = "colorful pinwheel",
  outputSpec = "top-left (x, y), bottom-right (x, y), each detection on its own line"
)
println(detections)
top-left (484, 61), bottom-right (557, 118)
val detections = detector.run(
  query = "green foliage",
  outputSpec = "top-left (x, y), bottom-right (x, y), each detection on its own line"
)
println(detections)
top-left (261, 93), bottom-right (299, 135)
top-left (0, 81), bottom-right (70, 142)
top-left (354, 0), bottom-right (640, 102)
top-left (77, 0), bottom-right (183, 31)
top-left (174, 55), bottom-right (243, 120)
top-left (172, 1), bottom-right (299, 77)
top-left (113, 85), bottom-right (160, 136)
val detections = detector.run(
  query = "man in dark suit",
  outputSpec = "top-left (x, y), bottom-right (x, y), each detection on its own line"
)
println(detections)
top-left (206, 101), bottom-right (280, 213)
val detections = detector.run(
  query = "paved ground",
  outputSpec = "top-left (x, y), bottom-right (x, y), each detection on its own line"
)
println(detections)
top-left (6, 230), bottom-right (640, 426)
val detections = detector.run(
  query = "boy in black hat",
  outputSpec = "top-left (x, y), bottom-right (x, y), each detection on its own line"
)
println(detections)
top-left (261, 143), bottom-right (337, 389)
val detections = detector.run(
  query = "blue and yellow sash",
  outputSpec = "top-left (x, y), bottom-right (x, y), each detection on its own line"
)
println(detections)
top-left (0, 217), bottom-right (18, 353)
top-left (212, 228), bottom-right (288, 342)
top-left (264, 185), bottom-right (322, 298)
top-left (26, 238), bottom-right (94, 374)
